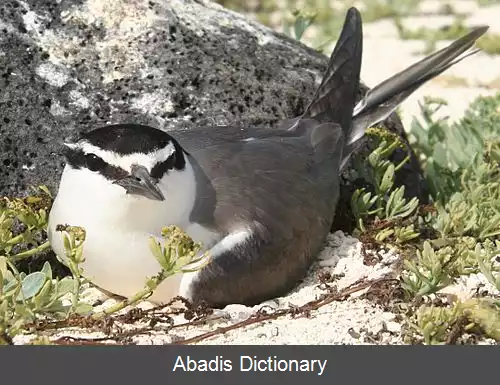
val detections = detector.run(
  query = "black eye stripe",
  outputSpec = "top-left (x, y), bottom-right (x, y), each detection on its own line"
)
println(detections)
top-left (150, 156), bottom-right (175, 179)
top-left (64, 148), bottom-right (128, 181)
top-left (150, 141), bottom-right (186, 179)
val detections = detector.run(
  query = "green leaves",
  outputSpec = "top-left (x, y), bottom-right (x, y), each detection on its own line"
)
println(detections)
top-left (409, 94), bottom-right (500, 202)
top-left (433, 147), bottom-right (500, 240)
top-left (0, 186), bottom-right (52, 262)
top-left (351, 130), bottom-right (419, 236)
top-left (0, 188), bottom-right (93, 343)
top-left (1, 191), bottom-right (211, 339)
top-left (351, 190), bottom-right (381, 230)
top-left (475, 240), bottom-right (500, 291)
top-left (355, 94), bottom-right (500, 344)
top-left (411, 303), bottom-right (463, 345)
top-left (58, 225), bottom-right (86, 273)
top-left (408, 299), bottom-right (500, 345)
top-left (379, 163), bottom-right (395, 194)
top-left (1, 255), bottom-right (84, 343)
top-left (149, 225), bottom-right (209, 275)
top-left (393, 224), bottom-right (420, 244)
top-left (1, 258), bottom-right (75, 306)
top-left (386, 187), bottom-right (419, 220)
top-left (401, 241), bottom-right (455, 296)
top-left (54, 225), bottom-right (91, 316)
top-left (283, 9), bottom-right (317, 42)
top-left (18, 272), bottom-right (47, 300)
top-left (401, 237), bottom-right (500, 299)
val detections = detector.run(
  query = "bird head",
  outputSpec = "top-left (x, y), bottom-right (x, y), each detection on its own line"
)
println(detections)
top-left (61, 124), bottom-right (189, 202)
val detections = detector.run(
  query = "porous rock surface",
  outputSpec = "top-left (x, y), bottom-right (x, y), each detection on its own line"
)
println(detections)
top-left (0, 0), bottom-right (422, 217)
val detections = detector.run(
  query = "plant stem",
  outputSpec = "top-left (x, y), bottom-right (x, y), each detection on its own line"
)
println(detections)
top-left (8, 241), bottom-right (51, 262)
top-left (395, 155), bottom-right (411, 172)
top-left (5, 234), bottom-right (25, 246)
top-left (91, 270), bottom-right (171, 320)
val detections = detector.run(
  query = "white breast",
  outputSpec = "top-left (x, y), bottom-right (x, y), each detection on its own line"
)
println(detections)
top-left (47, 159), bottom-right (221, 303)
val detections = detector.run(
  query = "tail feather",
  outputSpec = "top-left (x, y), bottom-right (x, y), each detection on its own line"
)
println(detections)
top-left (299, 8), bottom-right (487, 172)
top-left (348, 26), bottom-right (489, 148)
top-left (302, 7), bottom-right (363, 138)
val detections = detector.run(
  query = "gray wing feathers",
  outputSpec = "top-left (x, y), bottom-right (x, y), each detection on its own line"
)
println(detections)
top-left (186, 8), bottom-right (364, 306)
top-left (302, 7), bottom-right (363, 137)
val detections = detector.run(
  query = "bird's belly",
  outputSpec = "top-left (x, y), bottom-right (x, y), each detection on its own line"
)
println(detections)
top-left (49, 224), bottom-right (183, 302)
top-left (47, 191), bottom-right (220, 302)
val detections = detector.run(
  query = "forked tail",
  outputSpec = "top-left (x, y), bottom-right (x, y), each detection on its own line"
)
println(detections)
top-left (342, 25), bottom-right (489, 168)
top-left (300, 8), bottom-right (487, 171)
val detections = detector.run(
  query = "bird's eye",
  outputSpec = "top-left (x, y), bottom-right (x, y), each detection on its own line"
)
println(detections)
top-left (85, 153), bottom-right (105, 172)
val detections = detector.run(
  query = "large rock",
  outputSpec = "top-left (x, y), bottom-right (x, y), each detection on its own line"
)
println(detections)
top-left (0, 0), bottom-right (426, 229)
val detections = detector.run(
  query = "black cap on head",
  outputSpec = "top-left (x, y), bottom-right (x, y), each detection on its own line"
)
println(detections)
top-left (81, 123), bottom-right (179, 155)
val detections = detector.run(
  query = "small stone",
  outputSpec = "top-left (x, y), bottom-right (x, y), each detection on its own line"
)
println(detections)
top-left (385, 321), bottom-right (402, 334)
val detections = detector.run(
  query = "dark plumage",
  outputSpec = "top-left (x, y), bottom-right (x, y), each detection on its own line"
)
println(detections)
top-left (81, 123), bottom-right (175, 155)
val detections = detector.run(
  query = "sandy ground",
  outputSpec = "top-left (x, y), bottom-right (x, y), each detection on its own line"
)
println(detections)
top-left (12, 0), bottom-right (500, 345)
top-left (14, 232), bottom-right (407, 345)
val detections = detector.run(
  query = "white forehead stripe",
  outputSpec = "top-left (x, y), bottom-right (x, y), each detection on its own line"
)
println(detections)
top-left (65, 141), bottom-right (176, 173)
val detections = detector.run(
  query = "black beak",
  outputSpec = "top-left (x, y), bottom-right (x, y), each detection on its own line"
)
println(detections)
top-left (113, 164), bottom-right (165, 201)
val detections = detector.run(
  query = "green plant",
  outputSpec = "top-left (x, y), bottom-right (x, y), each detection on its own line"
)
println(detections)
top-left (401, 237), bottom-right (500, 297)
top-left (400, 96), bottom-right (500, 343)
top-left (401, 241), bottom-right (455, 296)
top-left (350, 92), bottom-right (500, 344)
top-left (409, 298), bottom-right (500, 344)
top-left (477, 0), bottom-right (500, 5)
top-left (433, 157), bottom-right (500, 239)
top-left (283, 9), bottom-right (317, 41)
top-left (0, 187), bottom-right (52, 263)
top-left (351, 128), bottom-right (419, 235)
top-left (409, 94), bottom-right (500, 202)
top-left (362, 0), bottom-right (421, 22)
top-left (395, 14), bottom-right (500, 55)
top-left (0, 226), bottom-right (89, 345)
top-left (475, 239), bottom-right (500, 291)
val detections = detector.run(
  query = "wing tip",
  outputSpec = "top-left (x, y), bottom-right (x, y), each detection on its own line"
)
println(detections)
top-left (302, 7), bottom-right (363, 125)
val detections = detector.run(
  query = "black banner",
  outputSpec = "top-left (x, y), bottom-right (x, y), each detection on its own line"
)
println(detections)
top-left (1, 345), bottom-right (498, 384)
